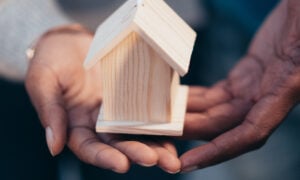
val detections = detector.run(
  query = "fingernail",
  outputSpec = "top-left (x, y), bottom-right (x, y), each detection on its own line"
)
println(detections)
top-left (181, 166), bottom-right (198, 173)
top-left (46, 127), bottom-right (55, 156)
top-left (166, 169), bottom-right (181, 174)
top-left (138, 162), bottom-right (156, 167)
top-left (112, 168), bottom-right (127, 174)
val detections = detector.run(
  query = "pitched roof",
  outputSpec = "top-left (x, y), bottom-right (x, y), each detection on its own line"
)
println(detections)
top-left (84, 0), bottom-right (197, 76)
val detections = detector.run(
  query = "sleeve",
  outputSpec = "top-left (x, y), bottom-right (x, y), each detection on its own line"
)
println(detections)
top-left (0, 0), bottom-right (72, 81)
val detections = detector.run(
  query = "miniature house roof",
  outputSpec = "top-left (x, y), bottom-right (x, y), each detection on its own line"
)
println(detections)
top-left (84, 0), bottom-right (197, 76)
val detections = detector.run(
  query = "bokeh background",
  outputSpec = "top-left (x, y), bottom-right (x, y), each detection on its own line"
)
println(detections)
top-left (1, 0), bottom-right (300, 179)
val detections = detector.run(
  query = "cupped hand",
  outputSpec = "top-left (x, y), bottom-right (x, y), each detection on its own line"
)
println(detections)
top-left (180, 0), bottom-right (300, 172)
top-left (25, 24), bottom-right (180, 174)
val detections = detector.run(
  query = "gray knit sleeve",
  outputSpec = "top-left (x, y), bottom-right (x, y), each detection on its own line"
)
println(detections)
top-left (0, 0), bottom-right (72, 81)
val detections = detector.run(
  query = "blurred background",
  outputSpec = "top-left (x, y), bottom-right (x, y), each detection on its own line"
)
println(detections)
top-left (1, 0), bottom-right (300, 179)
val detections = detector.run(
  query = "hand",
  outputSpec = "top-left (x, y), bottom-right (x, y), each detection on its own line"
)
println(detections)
top-left (180, 0), bottom-right (300, 172)
top-left (25, 24), bottom-right (180, 173)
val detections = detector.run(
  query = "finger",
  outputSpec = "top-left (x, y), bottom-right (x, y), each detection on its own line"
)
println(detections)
top-left (159, 141), bottom-right (178, 157)
top-left (26, 63), bottom-right (67, 156)
top-left (68, 127), bottom-right (130, 173)
top-left (189, 86), bottom-right (208, 96)
top-left (188, 82), bottom-right (233, 112)
top-left (100, 134), bottom-right (158, 167)
top-left (147, 143), bottom-right (181, 174)
top-left (184, 98), bottom-right (252, 140)
top-left (180, 93), bottom-right (294, 172)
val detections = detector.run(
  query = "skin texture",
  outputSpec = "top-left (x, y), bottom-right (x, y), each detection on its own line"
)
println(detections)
top-left (25, 25), bottom-right (180, 174)
top-left (25, 0), bottom-right (300, 174)
top-left (181, 0), bottom-right (300, 172)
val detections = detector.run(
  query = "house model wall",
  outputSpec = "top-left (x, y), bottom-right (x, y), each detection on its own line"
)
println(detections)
top-left (84, 0), bottom-right (196, 136)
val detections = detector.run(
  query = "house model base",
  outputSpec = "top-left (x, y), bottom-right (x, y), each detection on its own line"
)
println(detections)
top-left (96, 86), bottom-right (188, 136)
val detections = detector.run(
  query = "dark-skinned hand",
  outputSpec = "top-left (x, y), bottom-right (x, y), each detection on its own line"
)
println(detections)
top-left (181, 0), bottom-right (300, 172)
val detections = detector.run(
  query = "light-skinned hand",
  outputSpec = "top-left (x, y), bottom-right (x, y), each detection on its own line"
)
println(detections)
top-left (25, 24), bottom-right (180, 174)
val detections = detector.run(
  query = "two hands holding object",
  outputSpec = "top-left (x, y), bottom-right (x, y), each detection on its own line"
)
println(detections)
top-left (25, 0), bottom-right (300, 173)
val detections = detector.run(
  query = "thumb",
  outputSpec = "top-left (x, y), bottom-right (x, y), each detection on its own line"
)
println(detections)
top-left (26, 62), bottom-right (67, 156)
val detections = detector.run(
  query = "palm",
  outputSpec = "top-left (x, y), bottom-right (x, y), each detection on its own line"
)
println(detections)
top-left (26, 31), bottom-right (180, 173)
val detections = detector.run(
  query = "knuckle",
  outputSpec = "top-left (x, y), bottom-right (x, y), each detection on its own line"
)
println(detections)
top-left (253, 130), bottom-right (269, 147)
top-left (244, 120), bottom-right (270, 149)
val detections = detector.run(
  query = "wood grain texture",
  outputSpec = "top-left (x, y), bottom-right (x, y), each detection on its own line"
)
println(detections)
top-left (100, 32), bottom-right (172, 123)
top-left (96, 85), bottom-right (188, 136)
top-left (133, 0), bottom-right (197, 76)
top-left (84, 0), bottom-right (138, 69)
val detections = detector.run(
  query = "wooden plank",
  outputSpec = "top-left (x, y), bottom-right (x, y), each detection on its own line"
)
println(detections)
top-left (133, 0), bottom-right (197, 76)
top-left (84, 0), bottom-right (139, 69)
top-left (96, 85), bottom-right (188, 136)
top-left (171, 72), bottom-right (180, 116)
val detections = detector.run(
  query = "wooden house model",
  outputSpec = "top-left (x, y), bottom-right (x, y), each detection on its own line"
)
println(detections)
top-left (84, 0), bottom-right (196, 136)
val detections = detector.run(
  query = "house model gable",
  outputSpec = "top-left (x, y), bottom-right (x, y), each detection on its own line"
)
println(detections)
top-left (84, 0), bottom-right (197, 76)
